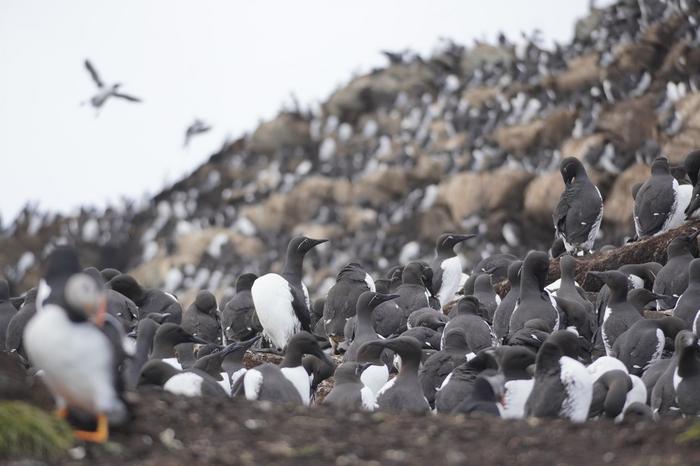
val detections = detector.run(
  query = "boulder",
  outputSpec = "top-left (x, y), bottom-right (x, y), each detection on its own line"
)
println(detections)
top-left (460, 44), bottom-right (514, 76)
top-left (603, 163), bottom-right (650, 230)
top-left (493, 119), bottom-right (544, 155)
top-left (560, 134), bottom-right (606, 160)
top-left (553, 54), bottom-right (600, 93)
top-left (523, 172), bottom-right (565, 226)
top-left (353, 167), bottom-right (409, 207)
top-left (249, 113), bottom-right (311, 155)
top-left (596, 96), bottom-right (658, 154)
top-left (540, 109), bottom-right (577, 149)
top-left (662, 92), bottom-right (700, 164)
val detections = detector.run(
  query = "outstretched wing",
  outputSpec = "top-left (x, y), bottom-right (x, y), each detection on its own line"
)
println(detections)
top-left (113, 92), bottom-right (142, 103)
top-left (84, 59), bottom-right (103, 87)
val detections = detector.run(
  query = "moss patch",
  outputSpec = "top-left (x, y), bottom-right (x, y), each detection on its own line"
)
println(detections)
top-left (0, 401), bottom-right (73, 459)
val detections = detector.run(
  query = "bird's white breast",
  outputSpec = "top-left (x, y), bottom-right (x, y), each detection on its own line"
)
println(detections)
top-left (361, 364), bottom-right (389, 397)
top-left (281, 366), bottom-right (311, 406)
top-left (251, 274), bottom-right (300, 350)
top-left (164, 372), bottom-right (204, 397)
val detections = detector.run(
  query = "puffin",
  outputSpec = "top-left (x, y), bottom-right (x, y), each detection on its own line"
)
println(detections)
top-left (251, 236), bottom-right (327, 351)
top-left (524, 340), bottom-right (593, 423)
top-left (25, 261), bottom-right (128, 443)
top-left (652, 231), bottom-right (699, 310)
top-left (221, 273), bottom-right (261, 343)
top-left (430, 233), bottom-right (475, 308)
top-left (492, 260), bottom-right (522, 341)
top-left (322, 262), bottom-right (375, 350)
top-left (553, 157), bottom-right (603, 255)
top-left (508, 251), bottom-right (559, 335)
top-left (633, 157), bottom-right (681, 238)
top-left (375, 336), bottom-right (430, 413)
top-left (323, 362), bottom-right (377, 411)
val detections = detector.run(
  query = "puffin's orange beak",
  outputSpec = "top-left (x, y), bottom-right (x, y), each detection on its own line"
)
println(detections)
top-left (92, 296), bottom-right (107, 327)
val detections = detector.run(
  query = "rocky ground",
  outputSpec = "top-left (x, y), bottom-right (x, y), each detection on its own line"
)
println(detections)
top-left (7, 387), bottom-right (700, 466)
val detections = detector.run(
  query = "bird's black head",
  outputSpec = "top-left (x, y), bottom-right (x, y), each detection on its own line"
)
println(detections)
top-left (507, 261), bottom-right (523, 285)
top-left (333, 362), bottom-right (366, 382)
top-left (402, 262), bottom-right (427, 285)
top-left (108, 274), bottom-right (146, 304)
top-left (675, 330), bottom-right (698, 354)
top-left (138, 360), bottom-right (178, 387)
top-left (442, 328), bottom-right (468, 351)
top-left (100, 268), bottom-right (121, 282)
top-left (587, 270), bottom-right (627, 292)
top-left (684, 149), bottom-right (700, 186)
top-left (287, 331), bottom-right (332, 363)
top-left (657, 317), bottom-right (687, 341)
top-left (235, 273), bottom-right (258, 292)
top-left (666, 230), bottom-right (700, 258)
top-left (43, 246), bottom-right (81, 282)
top-left (474, 274), bottom-right (494, 293)
top-left (435, 233), bottom-right (475, 255)
top-left (456, 296), bottom-right (480, 315)
top-left (545, 330), bottom-right (579, 360)
top-left (193, 290), bottom-right (217, 315)
top-left (521, 251), bottom-right (550, 290)
top-left (559, 157), bottom-right (586, 184)
top-left (627, 288), bottom-right (669, 311)
top-left (499, 346), bottom-right (536, 378)
top-left (559, 255), bottom-right (577, 279)
top-left (287, 236), bottom-right (328, 256)
top-left (650, 156), bottom-right (670, 175)
top-left (380, 336), bottom-right (423, 362)
top-left (356, 291), bottom-right (399, 314)
top-left (82, 267), bottom-right (104, 285)
top-left (155, 323), bottom-right (209, 346)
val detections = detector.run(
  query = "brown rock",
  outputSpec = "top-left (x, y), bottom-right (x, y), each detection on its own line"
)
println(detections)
top-left (292, 223), bottom-right (343, 240)
top-left (662, 92), bottom-right (700, 164)
top-left (560, 134), bottom-right (606, 160)
top-left (460, 44), bottom-right (514, 76)
top-left (461, 86), bottom-right (500, 108)
top-left (249, 113), bottom-right (311, 155)
top-left (437, 168), bottom-right (534, 223)
top-left (353, 167), bottom-right (409, 207)
top-left (340, 207), bottom-right (378, 232)
top-left (523, 172), bottom-right (565, 226)
top-left (410, 155), bottom-right (447, 184)
top-left (493, 119), bottom-right (544, 155)
top-left (553, 54), bottom-right (600, 93)
top-left (596, 96), bottom-right (658, 154)
top-left (415, 208), bottom-right (457, 243)
top-left (603, 163), bottom-right (650, 230)
top-left (540, 109), bottom-right (577, 149)
top-left (604, 42), bottom-right (658, 80)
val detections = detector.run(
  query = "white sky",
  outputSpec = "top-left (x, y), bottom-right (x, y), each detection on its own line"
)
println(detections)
top-left (0, 0), bottom-right (592, 223)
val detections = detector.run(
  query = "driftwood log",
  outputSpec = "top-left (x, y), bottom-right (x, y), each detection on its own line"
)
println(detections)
top-left (494, 219), bottom-right (700, 297)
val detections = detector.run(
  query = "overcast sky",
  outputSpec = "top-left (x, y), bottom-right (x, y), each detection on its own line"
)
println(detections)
top-left (0, 0), bottom-right (595, 223)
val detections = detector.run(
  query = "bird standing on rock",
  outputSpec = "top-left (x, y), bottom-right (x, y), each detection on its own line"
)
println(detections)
top-left (251, 236), bottom-right (327, 351)
top-left (553, 157), bottom-right (603, 255)
top-left (633, 157), bottom-right (681, 238)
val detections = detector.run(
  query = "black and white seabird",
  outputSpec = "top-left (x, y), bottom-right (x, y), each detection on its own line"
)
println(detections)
top-left (400, 326), bottom-right (442, 350)
top-left (588, 369), bottom-right (646, 421)
top-left (5, 288), bottom-right (38, 356)
top-left (25, 257), bottom-right (128, 443)
top-left (633, 157), bottom-right (682, 238)
top-left (251, 236), bottom-right (327, 351)
top-left (430, 233), bottom-right (475, 308)
top-left (302, 353), bottom-right (335, 402)
top-left (472, 274), bottom-right (501, 323)
top-left (434, 350), bottom-right (498, 414)
top-left (611, 316), bottom-right (686, 376)
top-left (344, 292), bottom-right (398, 362)
top-left (354, 340), bottom-right (391, 398)
top-left (181, 290), bottom-right (221, 344)
top-left (375, 336), bottom-right (430, 413)
top-left (109, 274), bottom-right (183, 323)
top-left (683, 149), bottom-right (700, 218)
top-left (149, 323), bottom-right (209, 370)
top-left (674, 331), bottom-right (700, 416)
top-left (653, 231), bottom-right (700, 309)
top-left (650, 330), bottom-right (694, 415)
top-left (673, 258), bottom-right (700, 326)
top-left (553, 157), bottom-right (603, 255)
top-left (322, 263), bottom-right (375, 351)
top-left (452, 371), bottom-right (504, 416)
top-left (374, 263), bottom-right (431, 337)
top-left (83, 59), bottom-right (142, 111)
top-left (419, 328), bottom-right (470, 406)
top-left (323, 362), bottom-right (377, 411)
top-left (508, 251), bottom-right (559, 335)
top-left (472, 253), bottom-right (518, 283)
top-left (492, 260), bottom-right (522, 341)
top-left (221, 273), bottom-right (261, 343)
top-left (191, 337), bottom-right (260, 395)
top-left (237, 331), bottom-right (333, 405)
top-left (407, 307), bottom-right (448, 331)
top-left (505, 319), bottom-right (551, 354)
top-left (497, 346), bottom-right (537, 419)
top-left (138, 359), bottom-right (228, 398)
top-left (184, 119), bottom-right (212, 147)
top-left (0, 279), bottom-right (18, 350)
top-left (588, 271), bottom-right (643, 356)
top-left (441, 296), bottom-right (497, 354)
top-left (524, 340), bottom-right (593, 423)
top-left (123, 317), bottom-right (160, 388)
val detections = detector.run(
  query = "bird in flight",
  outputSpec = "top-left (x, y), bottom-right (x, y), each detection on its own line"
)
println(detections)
top-left (83, 59), bottom-right (142, 113)
top-left (184, 119), bottom-right (212, 147)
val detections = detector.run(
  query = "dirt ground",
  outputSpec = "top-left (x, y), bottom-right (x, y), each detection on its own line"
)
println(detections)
top-left (5, 350), bottom-right (700, 466)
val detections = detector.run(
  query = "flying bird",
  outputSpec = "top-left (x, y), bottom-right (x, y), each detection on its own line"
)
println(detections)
top-left (83, 59), bottom-right (142, 112)
top-left (184, 119), bottom-right (212, 147)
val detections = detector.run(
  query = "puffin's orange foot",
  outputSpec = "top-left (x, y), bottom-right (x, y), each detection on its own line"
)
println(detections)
top-left (54, 407), bottom-right (68, 419)
top-left (74, 414), bottom-right (109, 443)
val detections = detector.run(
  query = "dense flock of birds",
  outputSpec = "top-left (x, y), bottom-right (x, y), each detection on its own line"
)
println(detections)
top-left (2, 147), bottom-right (700, 444)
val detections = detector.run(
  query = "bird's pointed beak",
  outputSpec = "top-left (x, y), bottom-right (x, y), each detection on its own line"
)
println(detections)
top-left (310, 238), bottom-right (329, 248)
top-left (454, 234), bottom-right (477, 244)
top-left (227, 335), bottom-right (261, 353)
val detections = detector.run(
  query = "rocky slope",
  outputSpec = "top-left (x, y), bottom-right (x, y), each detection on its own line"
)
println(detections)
top-left (2, 0), bottom-right (700, 305)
